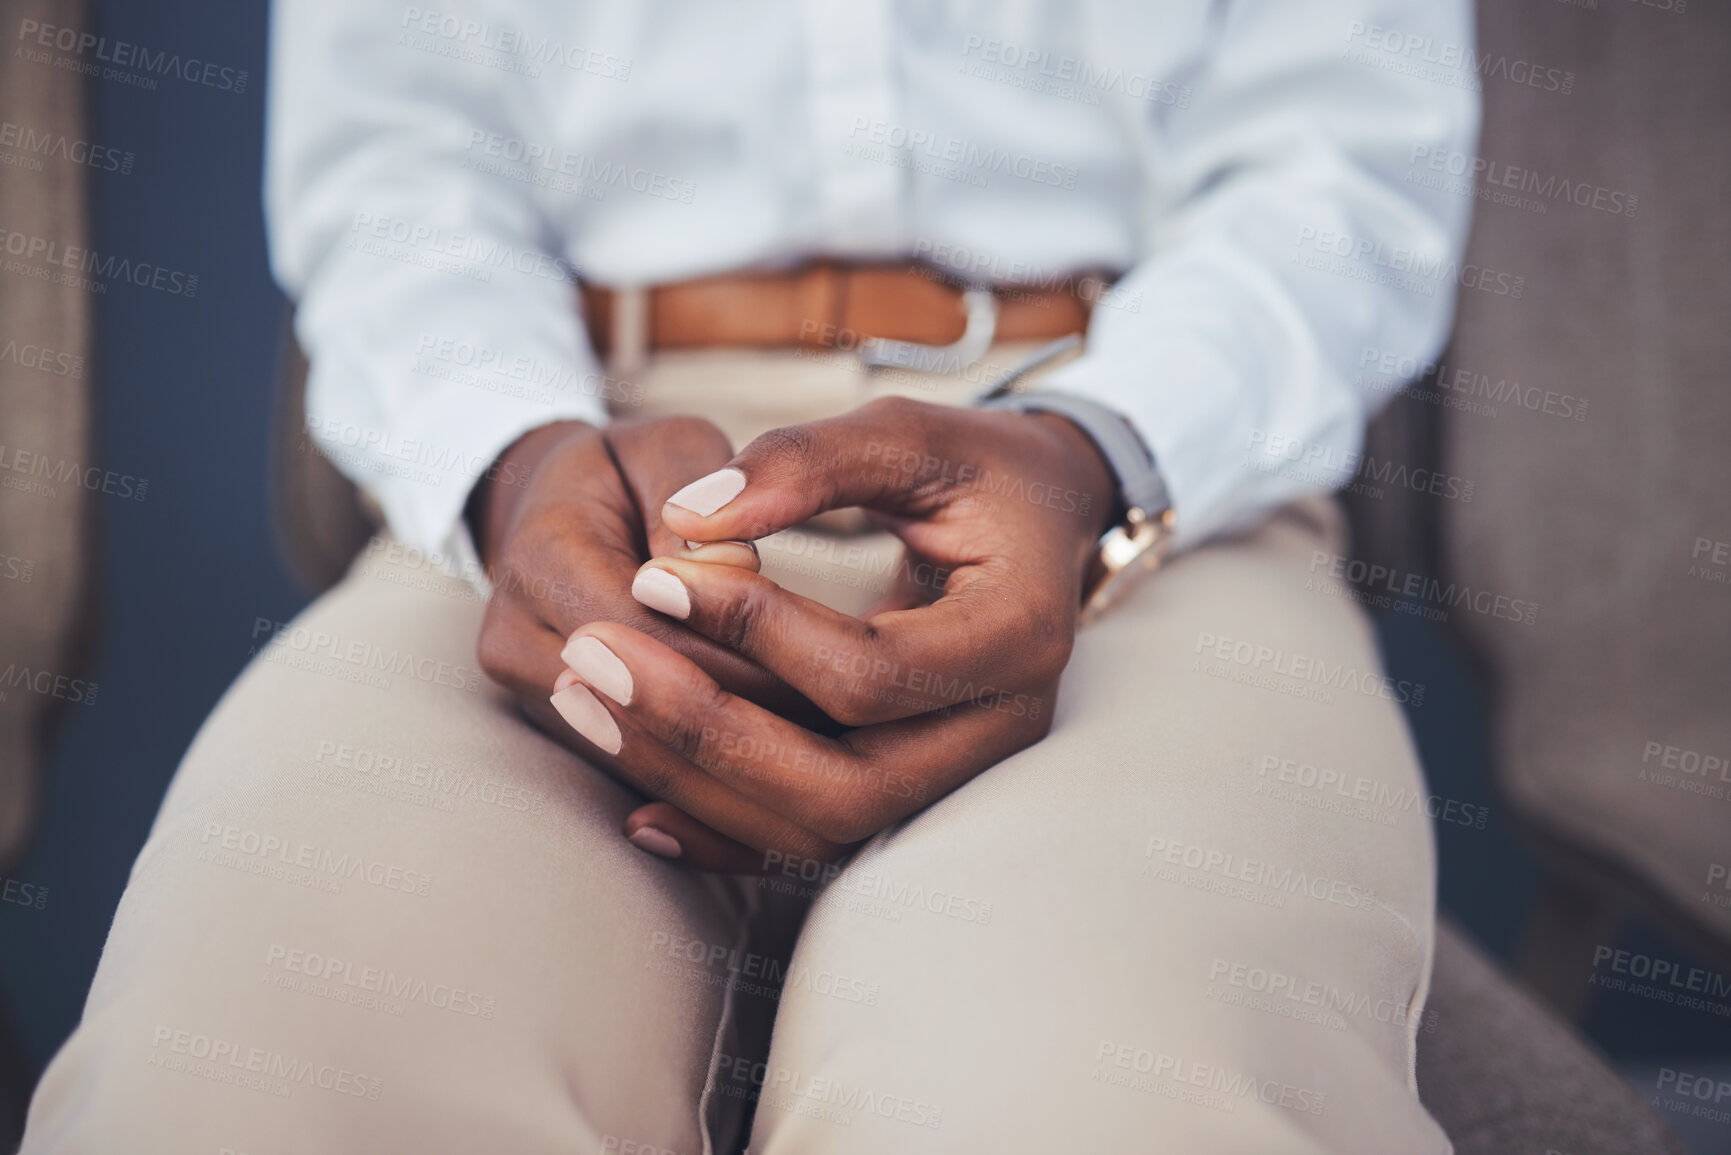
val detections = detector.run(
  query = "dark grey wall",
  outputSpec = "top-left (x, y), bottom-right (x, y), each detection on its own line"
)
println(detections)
top-left (0, 0), bottom-right (302, 1075)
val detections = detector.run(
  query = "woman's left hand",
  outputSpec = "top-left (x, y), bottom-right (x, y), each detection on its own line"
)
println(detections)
top-left (548, 395), bottom-right (1116, 871)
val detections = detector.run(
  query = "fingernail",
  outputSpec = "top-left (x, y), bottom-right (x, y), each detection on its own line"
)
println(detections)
top-left (553, 668), bottom-right (580, 692)
top-left (628, 826), bottom-right (683, 859)
top-left (683, 538), bottom-right (758, 556)
top-left (562, 635), bottom-right (633, 706)
top-left (632, 566), bottom-right (691, 619)
top-left (549, 684), bottom-right (621, 755)
top-left (666, 468), bottom-right (746, 516)
top-left (680, 539), bottom-right (761, 573)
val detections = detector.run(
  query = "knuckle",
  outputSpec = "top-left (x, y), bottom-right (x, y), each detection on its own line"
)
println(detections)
top-left (807, 812), bottom-right (854, 846)
top-left (493, 531), bottom-right (565, 607)
top-left (861, 393), bottom-right (926, 423)
top-left (712, 582), bottom-right (764, 653)
top-left (490, 554), bottom-right (530, 602)
top-left (817, 815), bottom-right (872, 847)
top-left (748, 423), bottom-right (824, 473)
top-left (1023, 601), bottom-right (1076, 676)
top-left (507, 508), bottom-right (562, 555)
top-left (1009, 685), bottom-right (1058, 747)
top-left (657, 413), bottom-right (728, 448)
top-left (818, 691), bottom-right (886, 730)
top-left (635, 615), bottom-right (697, 658)
top-left (809, 795), bottom-right (876, 845)
top-left (1037, 633), bottom-right (1075, 681)
top-left (785, 829), bottom-right (846, 869)
top-left (635, 759), bottom-right (681, 805)
top-left (475, 611), bottom-right (518, 684)
top-left (807, 632), bottom-right (894, 727)
top-left (658, 707), bottom-right (711, 764)
top-left (658, 680), bottom-right (730, 764)
top-left (809, 835), bottom-right (850, 865)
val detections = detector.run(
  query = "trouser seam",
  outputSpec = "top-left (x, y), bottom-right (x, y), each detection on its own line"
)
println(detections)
top-left (697, 877), bottom-right (761, 1155)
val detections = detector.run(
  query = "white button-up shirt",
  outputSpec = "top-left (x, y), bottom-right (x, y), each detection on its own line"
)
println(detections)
top-left (267, 0), bottom-right (1478, 564)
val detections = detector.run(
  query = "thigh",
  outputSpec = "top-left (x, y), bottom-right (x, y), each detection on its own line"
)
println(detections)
top-left (23, 539), bottom-right (764, 1155)
top-left (746, 500), bottom-right (1450, 1154)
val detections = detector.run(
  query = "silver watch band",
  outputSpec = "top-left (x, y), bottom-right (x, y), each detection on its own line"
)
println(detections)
top-left (977, 388), bottom-right (1171, 517)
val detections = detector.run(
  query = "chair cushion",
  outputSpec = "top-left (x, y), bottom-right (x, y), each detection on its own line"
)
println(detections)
top-left (1443, 0), bottom-right (1731, 953)
top-left (0, 0), bottom-right (97, 866)
top-left (271, 322), bottom-right (376, 595)
top-left (1420, 918), bottom-right (1684, 1155)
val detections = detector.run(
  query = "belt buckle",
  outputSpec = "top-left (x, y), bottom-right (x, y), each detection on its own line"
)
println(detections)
top-left (857, 286), bottom-right (998, 375)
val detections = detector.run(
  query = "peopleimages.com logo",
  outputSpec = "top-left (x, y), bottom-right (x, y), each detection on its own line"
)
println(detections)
top-left (0, 227), bottom-right (197, 297)
top-left (16, 19), bottom-right (249, 93)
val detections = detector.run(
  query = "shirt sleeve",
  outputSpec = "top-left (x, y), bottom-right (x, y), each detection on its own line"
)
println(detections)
top-left (265, 0), bottom-right (608, 568)
top-left (1043, 0), bottom-right (1480, 550)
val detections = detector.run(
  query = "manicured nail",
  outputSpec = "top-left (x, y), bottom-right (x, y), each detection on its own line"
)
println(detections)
top-left (549, 684), bottom-right (621, 755)
top-left (679, 539), bottom-right (761, 572)
top-left (562, 635), bottom-right (633, 706)
top-left (683, 538), bottom-right (758, 556)
top-left (553, 668), bottom-right (580, 692)
top-left (632, 567), bottom-right (691, 619)
top-left (665, 468), bottom-right (745, 516)
top-left (628, 826), bottom-right (683, 859)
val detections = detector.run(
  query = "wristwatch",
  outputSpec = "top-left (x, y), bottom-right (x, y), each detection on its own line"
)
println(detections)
top-left (977, 375), bottom-right (1176, 624)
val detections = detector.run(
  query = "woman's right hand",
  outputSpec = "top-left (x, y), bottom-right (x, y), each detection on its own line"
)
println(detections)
top-left (470, 417), bottom-right (816, 754)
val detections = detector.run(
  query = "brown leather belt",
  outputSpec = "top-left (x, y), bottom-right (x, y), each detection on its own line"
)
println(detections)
top-left (581, 261), bottom-right (1096, 358)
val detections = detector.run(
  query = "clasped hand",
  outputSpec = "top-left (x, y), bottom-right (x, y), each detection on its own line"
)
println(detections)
top-left (473, 396), bottom-right (1113, 872)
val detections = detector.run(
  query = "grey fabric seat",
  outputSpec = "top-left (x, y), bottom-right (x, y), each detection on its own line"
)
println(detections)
top-left (1444, 0), bottom-right (1731, 981)
top-left (1336, 2), bottom-right (1724, 1150)
top-left (1347, 0), bottom-right (1731, 1021)
top-left (1418, 918), bottom-right (1684, 1155)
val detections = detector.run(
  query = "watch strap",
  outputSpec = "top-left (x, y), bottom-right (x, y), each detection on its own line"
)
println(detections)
top-left (978, 389), bottom-right (1171, 517)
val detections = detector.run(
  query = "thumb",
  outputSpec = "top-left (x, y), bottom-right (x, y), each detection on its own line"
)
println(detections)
top-left (661, 401), bottom-right (951, 542)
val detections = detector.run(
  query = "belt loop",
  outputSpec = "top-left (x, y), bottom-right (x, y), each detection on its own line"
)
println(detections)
top-left (610, 285), bottom-right (649, 374)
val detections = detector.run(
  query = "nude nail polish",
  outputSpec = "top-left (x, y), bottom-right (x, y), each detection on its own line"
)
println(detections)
top-left (562, 635), bottom-right (633, 706)
top-left (632, 567), bottom-right (691, 619)
top-left (683, 538), bottom-right (758, 557)
top-left (628, 826), bottom-right (683, 859)
top-left (665, 468), bottom-right (746, 516)
top-left (549, 684), bottom-right (621, 755)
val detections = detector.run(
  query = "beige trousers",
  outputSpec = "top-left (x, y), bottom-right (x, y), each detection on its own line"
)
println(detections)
top-left (24, 349), bottom-right (1449, 1154)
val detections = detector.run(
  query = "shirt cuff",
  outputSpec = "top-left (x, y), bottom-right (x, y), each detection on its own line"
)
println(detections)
top-left (1040, 349), bottom-right (1256, 554)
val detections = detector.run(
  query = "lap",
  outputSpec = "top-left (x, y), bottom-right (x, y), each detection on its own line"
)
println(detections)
top-left (27, 500), bottom-right (1449, 1155)
top-left (748, 499), bottom-right (1449, 1153)
top-left (24, 540), bottom-right (766, 1155)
